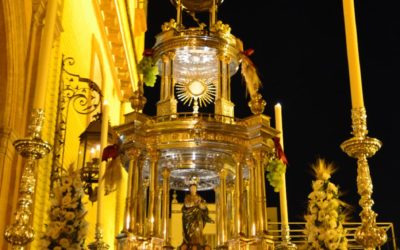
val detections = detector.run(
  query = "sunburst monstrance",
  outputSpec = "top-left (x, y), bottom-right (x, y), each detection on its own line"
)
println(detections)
top-left (175, 79), bottom-right (216, 113)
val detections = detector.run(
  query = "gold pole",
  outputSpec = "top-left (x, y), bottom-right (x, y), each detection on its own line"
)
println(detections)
top-left (341, 0), bottom-right (387, 248)
top-left (4, 110), bottom-right (51, 249)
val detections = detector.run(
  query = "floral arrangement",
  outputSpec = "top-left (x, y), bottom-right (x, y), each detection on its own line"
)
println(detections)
top-left (302, 158), bottom-right (348, 250)
top-left (40, 168), bottom-right (89, 249)
top-left (137, 49), bottom-right (159, 87)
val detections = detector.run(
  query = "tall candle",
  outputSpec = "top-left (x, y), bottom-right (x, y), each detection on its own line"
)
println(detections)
top-left (96, 102), bottom-right (109, 227)
top-left (343, 0), bottom-right (365, 108)
top-left (33, 0), bottom-right (58, 109)
top-left (274, 103), bottom-right (289, 226)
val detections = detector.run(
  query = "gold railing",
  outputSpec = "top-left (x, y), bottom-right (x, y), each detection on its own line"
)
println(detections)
top-left (184, 222), bottom-right (397, 249)
top-left (268, 222), bottom-right (397, 249)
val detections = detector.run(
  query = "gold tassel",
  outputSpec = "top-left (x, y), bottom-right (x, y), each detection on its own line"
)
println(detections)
top-left (240, 55), bottom-right (262, 99)
top-left (103, 155), bottom-right (123, 195)
top-left (236, 38), bottom-right (262, 99)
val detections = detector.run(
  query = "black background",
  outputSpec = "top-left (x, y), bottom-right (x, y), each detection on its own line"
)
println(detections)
top-left (142, 0), bottom-right (400, 242)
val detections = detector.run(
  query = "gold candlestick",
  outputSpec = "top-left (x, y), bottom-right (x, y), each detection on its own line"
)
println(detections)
top-left (341, 0), bottom-right (387, 248)
top-left (4, 109), bottom-right (52, 249)
top-left (341, 108), bottom-right (387, 249)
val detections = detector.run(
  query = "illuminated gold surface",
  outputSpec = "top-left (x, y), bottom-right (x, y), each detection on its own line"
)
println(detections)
top-left (87, 226), bottom-right (110, 250)
top-left (341, 107), bottom-right (387, 249)
top-left (129, 90), bottom-right (147, 113)
top-left (4, 109), bottom-right (52, 249)
top-left (248, 93), bottom-right (266, 115)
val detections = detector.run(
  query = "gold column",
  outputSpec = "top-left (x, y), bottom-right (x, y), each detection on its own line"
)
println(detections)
top-left (157, 185), bottom-right (163, 237)
top-left (218, 168), bottom-right (228, 245)
top-left (161, 54), bottom-right (169, 101)
top-left (176, 0), bottom-right (182, 27)
top-left (157, 52), bottom-right (177, 116)
top-left (140, 177), bottom-right (149, 236)
top-left (123, 159), bottom-right (134, 232)
top-left (243, 179), bottom-right (250, 236)
top-left (209, 0), bottom-right (217, 27)
top-left (147, 149), bottom-right (160, 237)
top-left (168, 52), bottom-right (176, 99)
top-left (246, 158), bottom-right (257, 237)
top-left (214, 186), bottom-right (221, 245)
top-left (127, 150), bottom-right (140, 233)
top-left (161, 168), bottom-right (172, 246)
top-left (253, 150), bottom-right (268, 234)
top-left (233, 153), bottom-right (244, 237)
top-left (221, 56), bottom-right (228, 100)
top-left (4, 110), bottom-right (51, 249)
top-left (226, 183), bottom-right (235, 240)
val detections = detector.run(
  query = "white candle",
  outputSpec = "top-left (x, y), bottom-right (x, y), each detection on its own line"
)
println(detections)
top-left (343, 0), bottom-right (365, 108)
top-left (96, 101), bottom-right (109, 227)
top-left (274, 103), bottom-right (289, 226)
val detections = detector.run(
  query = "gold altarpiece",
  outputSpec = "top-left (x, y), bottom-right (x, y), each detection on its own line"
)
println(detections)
top-left (114, 0), bottom-right (278, 249)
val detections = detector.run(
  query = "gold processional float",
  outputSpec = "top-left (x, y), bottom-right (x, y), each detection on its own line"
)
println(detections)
top-left (2, 0), bottom-right (388, 249)
top-left (114, 0), bottom-right (281, 249)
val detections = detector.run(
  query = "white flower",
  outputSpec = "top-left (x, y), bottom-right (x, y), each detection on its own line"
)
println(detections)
top-left (62, 194), bottom-right (72, 206)
top-left (41, 170), bottom-right (88, 249)
top-left (40, 239), bottom-right (51, 248)
top-left (62, 176), bottom-right (73, 187)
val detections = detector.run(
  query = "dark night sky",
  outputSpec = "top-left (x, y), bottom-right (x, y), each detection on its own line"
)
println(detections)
top-left (143, 0), bottom-right (400, 241)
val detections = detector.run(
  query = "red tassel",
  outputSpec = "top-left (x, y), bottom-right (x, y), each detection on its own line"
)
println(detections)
top-left (273, 137), bottom-right (288, 165)
top-left (243, 48), bottom-right (254, 56)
